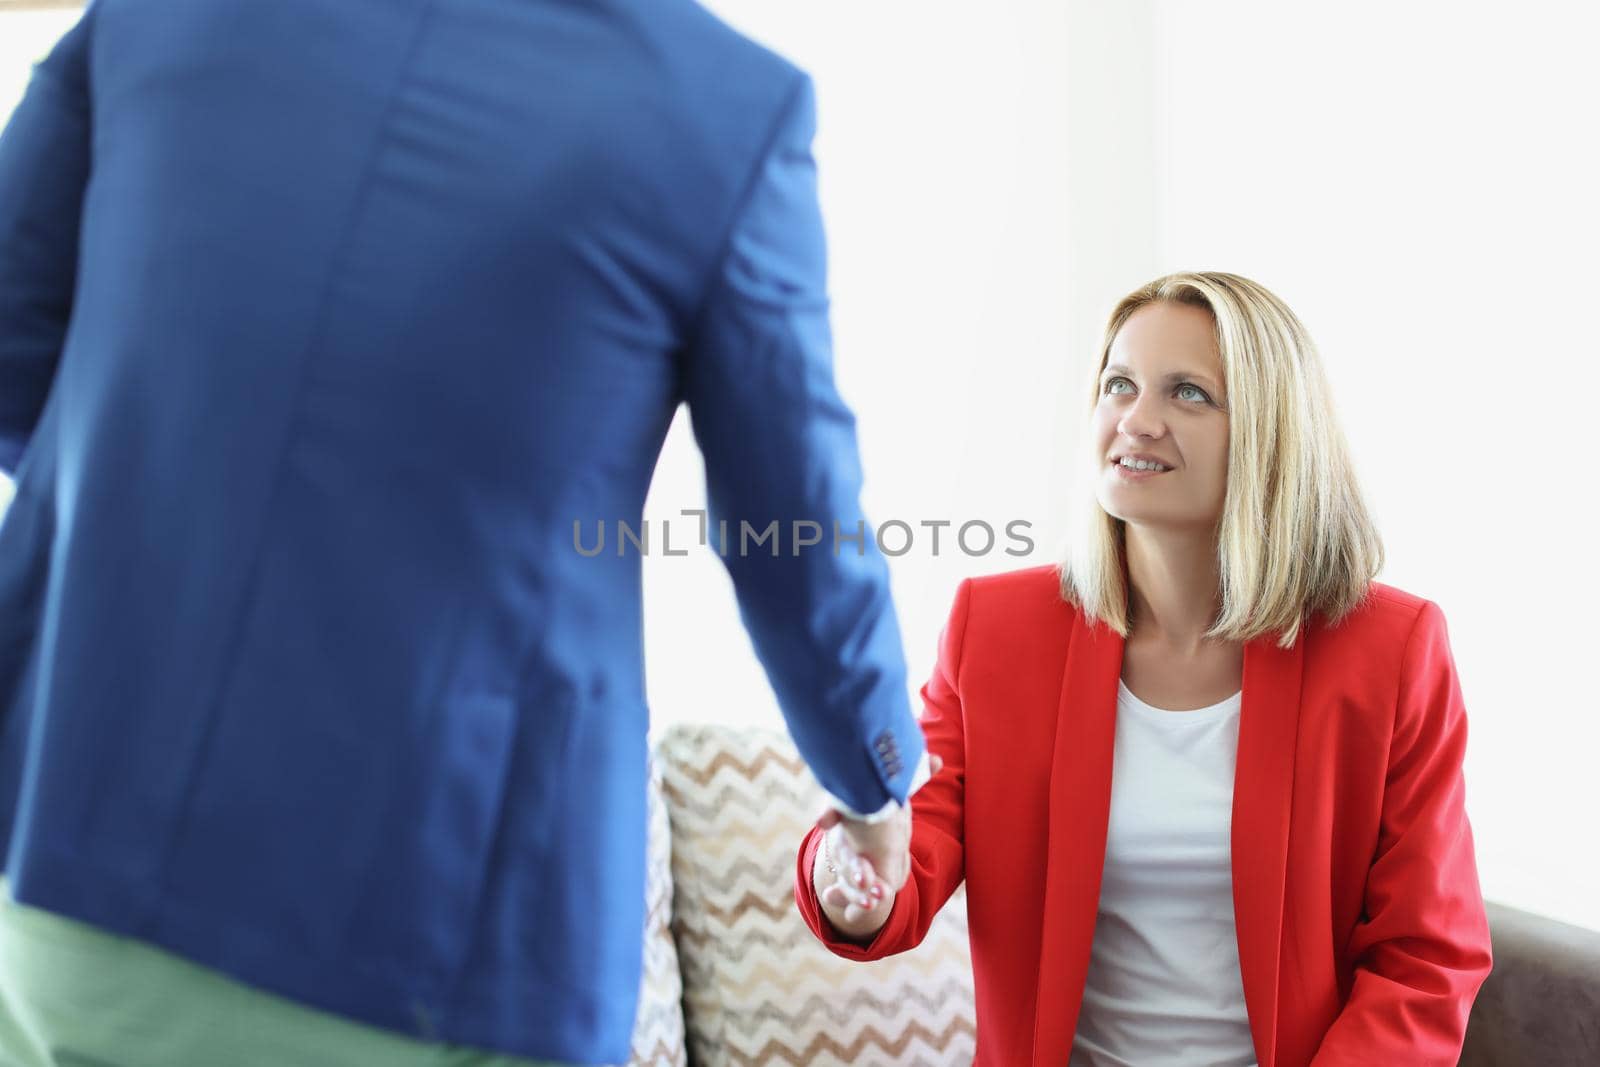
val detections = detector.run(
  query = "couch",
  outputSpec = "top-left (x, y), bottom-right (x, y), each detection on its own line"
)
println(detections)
top-left (624, 723), bottom-right (1599, 1066)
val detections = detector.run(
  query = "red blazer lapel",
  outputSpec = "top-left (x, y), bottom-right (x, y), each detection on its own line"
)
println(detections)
top-left (1032, 610), bottom-right (1123, 1065)
top-left (1231, 633), bottom-right (1306, 1067)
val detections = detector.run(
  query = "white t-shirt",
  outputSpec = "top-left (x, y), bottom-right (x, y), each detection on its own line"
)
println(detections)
top-left (1069, 679), bottom-right (1258, 1067)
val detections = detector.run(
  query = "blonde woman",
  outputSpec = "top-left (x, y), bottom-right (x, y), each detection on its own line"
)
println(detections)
top-left (796, 273), bottom-right (1493, 1066)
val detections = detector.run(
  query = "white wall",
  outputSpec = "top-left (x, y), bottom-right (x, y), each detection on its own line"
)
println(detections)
top-left (0, 8), bottom-right (80, 518)
top-left (665, 0), bottom-right (1600, 931)
top-left (0, 8), bottom-right (77, 109)
top-left (643, 1), bottom-right (1076, 733)
top-left (1144, 0), bottom-right (1600, 932)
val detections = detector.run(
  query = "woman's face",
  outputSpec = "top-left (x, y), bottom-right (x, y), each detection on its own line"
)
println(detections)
top-left (1091, 301), bottom-right (1231, 532)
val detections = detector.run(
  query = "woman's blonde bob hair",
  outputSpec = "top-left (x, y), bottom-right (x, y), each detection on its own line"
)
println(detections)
top-left (1061, 271), bottom-right (1382, 647)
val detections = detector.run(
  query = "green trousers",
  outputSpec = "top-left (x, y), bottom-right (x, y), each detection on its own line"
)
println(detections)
top-left (0, 879), bottom-right (564, 1067)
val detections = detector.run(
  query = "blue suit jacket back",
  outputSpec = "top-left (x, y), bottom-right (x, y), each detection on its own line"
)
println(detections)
top-left (0, 1), bottom-right (924, 1060)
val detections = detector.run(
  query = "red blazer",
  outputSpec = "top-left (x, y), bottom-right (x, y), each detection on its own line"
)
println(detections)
top-left (796, 565), bottom-right (1492, 1066)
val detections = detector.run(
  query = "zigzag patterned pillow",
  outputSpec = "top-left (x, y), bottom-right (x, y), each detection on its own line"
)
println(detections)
top-left (654, 724), bottom-right (977, 1066)
top-left (626, 757), bottom-right (689, 1067)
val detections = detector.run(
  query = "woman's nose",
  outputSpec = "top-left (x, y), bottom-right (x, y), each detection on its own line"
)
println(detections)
top-left (1117, 394), bottom-right (1165, 439)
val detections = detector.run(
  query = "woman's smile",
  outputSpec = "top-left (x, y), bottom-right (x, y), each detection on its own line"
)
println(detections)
top-left (1111, 453), bottom-right (1176, 481)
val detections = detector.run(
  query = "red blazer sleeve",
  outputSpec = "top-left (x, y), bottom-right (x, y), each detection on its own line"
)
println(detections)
top-left (1311, 600), bottom-right (1494, 1065)
top-left (795, 578), bottom-right (973, 959)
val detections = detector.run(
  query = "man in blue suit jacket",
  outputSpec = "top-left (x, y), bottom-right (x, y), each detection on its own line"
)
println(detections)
top-left (0, 1), bottom-right (926, 1063)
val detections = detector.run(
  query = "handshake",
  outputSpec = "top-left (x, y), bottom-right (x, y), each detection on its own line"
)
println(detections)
top-left (810, 754), bottom-right (943, 943)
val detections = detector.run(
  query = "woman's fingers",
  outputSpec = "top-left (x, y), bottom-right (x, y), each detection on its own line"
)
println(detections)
top-left (822, 864), bottom-right (885, 912)
top-left (832, 829), bottom-right (883, 889)
top-left (853, 854), bottom-right (881, 891)
top-left (840, 876), bottom-right (876, 909)
top-left (819, 825), bottom-right (892, 927)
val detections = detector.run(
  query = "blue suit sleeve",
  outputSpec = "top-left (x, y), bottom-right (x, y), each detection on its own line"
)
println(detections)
top-left (681, 73), bottom-right (924, 814)
top-left (0, 10), bottom-right (93, 478)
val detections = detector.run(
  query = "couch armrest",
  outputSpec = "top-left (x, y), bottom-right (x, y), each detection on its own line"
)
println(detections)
top-left (1459, 901), bottom-right (1600, 1066)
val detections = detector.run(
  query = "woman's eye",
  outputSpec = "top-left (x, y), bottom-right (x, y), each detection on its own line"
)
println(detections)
top-left (1104, 377), bottom-right (1134, 395)
top-left (1175, 383), bottom-right (1210, 403)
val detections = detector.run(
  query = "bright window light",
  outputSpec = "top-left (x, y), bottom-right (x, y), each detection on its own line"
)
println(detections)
top-left (0, 6), bottom-right (81, 513)
top-left (0, 6), bottom-right (83, 124)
